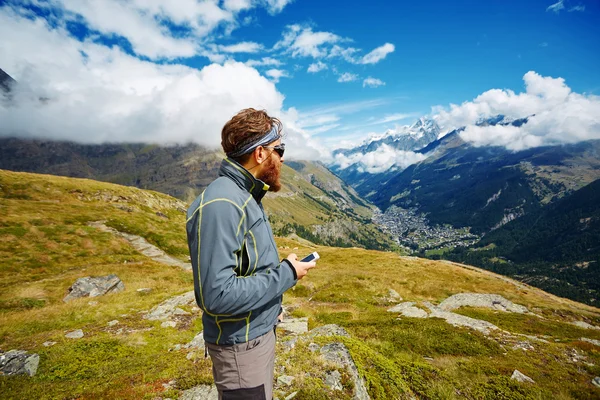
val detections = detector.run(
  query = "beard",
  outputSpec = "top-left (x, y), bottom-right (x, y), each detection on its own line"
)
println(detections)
top-left (258, 155), bottom-right (282, 192)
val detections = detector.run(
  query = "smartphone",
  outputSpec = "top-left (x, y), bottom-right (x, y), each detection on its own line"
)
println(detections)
top-left (300, 251), bottom-right (320, 262)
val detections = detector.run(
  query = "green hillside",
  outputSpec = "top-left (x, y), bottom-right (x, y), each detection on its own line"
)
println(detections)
top-left (1, 170), bottom-right (600, 399)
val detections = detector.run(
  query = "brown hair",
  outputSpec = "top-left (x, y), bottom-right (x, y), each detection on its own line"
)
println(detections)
top-left (221, 108), bottom-right (282, 162)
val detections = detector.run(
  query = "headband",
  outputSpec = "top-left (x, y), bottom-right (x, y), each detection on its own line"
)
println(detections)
top-left (226, 125), bottom-right (281, 158)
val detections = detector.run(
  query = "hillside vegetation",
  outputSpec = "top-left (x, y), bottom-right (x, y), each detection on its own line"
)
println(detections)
top-left (1, 170), bottom-right (600, 399)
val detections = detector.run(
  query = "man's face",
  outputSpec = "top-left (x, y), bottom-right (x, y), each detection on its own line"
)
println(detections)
top-left (258, 140), bottom-right (284, 192)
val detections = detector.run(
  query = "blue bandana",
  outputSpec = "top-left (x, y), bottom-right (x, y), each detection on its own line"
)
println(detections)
top-left (226, 125), bottom-right (281, 158)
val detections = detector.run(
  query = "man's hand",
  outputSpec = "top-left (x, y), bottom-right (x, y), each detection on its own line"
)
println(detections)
top-left (286, 253), bottom-right (317, 280)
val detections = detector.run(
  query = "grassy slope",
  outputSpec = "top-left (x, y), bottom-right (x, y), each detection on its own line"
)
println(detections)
top-left (1, 170), bottom-right (599, 399)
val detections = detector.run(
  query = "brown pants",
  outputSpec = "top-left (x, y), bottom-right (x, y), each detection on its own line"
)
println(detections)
top-left (206, 329), bottom-right (276, 400)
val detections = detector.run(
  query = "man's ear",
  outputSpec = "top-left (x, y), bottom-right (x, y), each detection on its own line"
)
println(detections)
top-left (254, 146), bottom-right (267, 165)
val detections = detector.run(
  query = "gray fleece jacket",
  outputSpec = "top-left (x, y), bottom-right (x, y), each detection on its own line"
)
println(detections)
top-left (186, 158), bottom-right (297, 345)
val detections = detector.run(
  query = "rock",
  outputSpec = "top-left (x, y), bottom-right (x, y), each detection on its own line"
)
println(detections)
top-left (108, 320), bottom-right (119, 327)
top-left (64, 274), bottom-right (125, 302)
top-left (284, 392), bottom-right (298, 400)
top-left (173, 308), bottom-right (190, 316)
top-left (438, 293), bottom-right (529, 314)
top-left (278, 318), bottom-right (309, 335)
top-left (161, 321), bottom-right (177, 328)
top-left (424, 302), bottom-right (499, 335)
top-left (65, 329), bottom-right (84, 339)
top-left (308, 343), bottom-right (320, 352)
top-left (88, 301), bottom-right (98, 306)
top-left (308, 324), bottom-right (350, 338)
top-left (179, 384), bottom-right (218, 400)
top-left (162, 380), bottom-right (176, 390)
top-left (281, 337), bottom-right (297, 352)
top-left (144, 291), bottom-right (196, 321)
top-left (137, 288), bottom-right (153, 294)
top-left (324, 370), bottom-right (343, 391)
top-left (43, 341), bottom-right (57, 347)
top-left (513, 341), bottom-right (534, 351)
top-left (320, 343), bottom-right (370, 400)
top-left (183, 332), bottom-right (205, 351)
top-left (572, 321), bottom-right (600, 330)
top-left (0, 350), bottom-right (40, 376)
top-left (511, 370), bottom-right (535, 383)
top-left (277, 375), bottom-right (295, 386)
top-left (387, 302), bottom-right (428, 318)
top-left (378, 289), bottom-right (403, 304)
top-left (592, 377), bottom-right (600, 388)
top-left (581, 338), bottom-right (600, 347)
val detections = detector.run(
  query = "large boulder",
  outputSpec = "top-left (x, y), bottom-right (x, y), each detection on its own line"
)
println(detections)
top-left (320, 343), bottom-right (370, 400)
top-left (438, 293), bottom-right (529, 314)
top-left (144, 291), bottom-right (195, 321)
top-left (0, 350), bottom-right (39, 377)
top-left (64, 274), bottom-right (125, 302)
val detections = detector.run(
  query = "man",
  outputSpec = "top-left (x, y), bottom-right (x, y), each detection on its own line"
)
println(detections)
top-left (186, 108), bottom-right (316, 399)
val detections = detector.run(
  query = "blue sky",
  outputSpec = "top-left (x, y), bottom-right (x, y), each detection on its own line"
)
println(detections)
top-left (1, 0), bottom-right (599, 160)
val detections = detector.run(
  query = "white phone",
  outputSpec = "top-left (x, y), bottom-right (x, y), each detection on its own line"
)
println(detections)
top-left (300, 251), bottom-right (320, 262)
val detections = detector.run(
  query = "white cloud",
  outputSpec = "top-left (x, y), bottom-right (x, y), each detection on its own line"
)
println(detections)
top-left (569, 5), bottom-right (585, 12)
top-left (546, 0), bottom-right (565, 13)
top-left (328, 45), bottom-right (360, 63)
top-left (298, 114), bottom-right (340, 128)
top-left (275, 25), bottom-right (342, 58)
top-left (0, 9), bottom-right (331, 162)
top-left (433, 71), bottom-right (600, 151)
top-left (307, 61), bottom-right (328, 73)
top-left (337, 72), bottom-right (358, 83)
top-left (363, 77), bottom-right (385, 88)
top-left (360, 43), bottom-right (395, 64)
top-left (540, 42), bottom-right (549, 47)
top-left (222, 0), bottom-right (253, 12)
top-left (305, 124), bottom-right (340, 136)
top-left (333, 144), bottom-right (426, 173)
top-left (246, 57), bottom-right (283, 67)
top-left (371, 113), bottom-right (414, 125)
top-left (264, 0), bottom-right (294, 15)
top-left (220, 41), bottom-right (263, 53)
top-left (265, 68), bottom-right (289, 83)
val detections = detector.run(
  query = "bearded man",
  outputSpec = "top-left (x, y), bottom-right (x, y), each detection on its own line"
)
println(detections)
top-left (186, 108), bottom-right (316, 399)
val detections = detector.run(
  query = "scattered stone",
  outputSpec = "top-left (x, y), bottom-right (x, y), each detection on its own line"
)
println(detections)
top-left (144, 291), bottom-right (195, 321)
top-left (281, 337), bottom-right (297, 352)
top-left (277, 375), bottom-right (295, 386)
top-left (65, 329), bottom-right (84, 339)
top-left (137, 288), bottom-right (153, 294)
top-left (581, 338), bottom-right (600, 347)
top-left (308, 324), bottom-right (350, 338)
top-left (161, 321), bottom-right (177, 328)
top-left (183, 331), bottom-right (205, 350)
top-left (320, 343), bottom-right (370, 400)
top-left (324, 370), bottom-right (343, 391)
top-left (424, 302), bottom-right (498, 335)
top-left (43, 341), bottom-right (57, 347)
top-left (64, 274), bottom-right (125, 302)
top-left (284, 392), bottom-right (298, 400)
top-left (423, 356), bottom-right (434, 361)
top-left (378, 289), bottom-right (403, 304)
top-left (278, 318), bottom-right (308, 335)
top-left (513, 341), bottom-right (534, 351)
top-left (173, 308), bottom-right (190, 316)
top-left (387, 302), bottom-right (428, 318)
top-left (592, 377), bottom-right (600, 388)
top-left (511, 370), bottom-right (535, 383)
top-left (308, 343), bottom-right (320, 352)
top-left (438, 293), bottom-right (529, 314)
top-left (179, 384), bottom-right (218, 400)
top-left (162, 380), bottom-right (176, 390)
top-left (107, 320), bottom-right (119, 327)
top-left (0, 350), bottom-right (40, 376)
top-left (572, 321), bottom-right (600, 330)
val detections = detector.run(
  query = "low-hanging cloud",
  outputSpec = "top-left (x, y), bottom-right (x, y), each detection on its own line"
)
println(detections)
top-left (333, 144), bottom-right (427, 174)
top-left (433, 71), bottom-right (600, 151)
top-left (0, 8), bottom-right (328, 161)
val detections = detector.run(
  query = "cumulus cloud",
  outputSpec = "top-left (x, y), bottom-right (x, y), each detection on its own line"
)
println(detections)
top-left (264, 0), bottom-right (295, 15)
top-left (307, 61), bottom-right (328, 73)
top-left (265, 68), bottom-right (289, 83)
top-left (546, 0), bottom-right (565, 13)
top-left (338, 72), bottom-right (358, 83)
top-left (363, 77), bottom-right (385, 88)
top-left (274, 25), bottom-right (342, 58)
top-left (333, 144), bottom-right (427, 173)
top-left (245, 57), bottom-right (283, 67)
top-left (0, 9), bottom-right (328, 161)
top-left (360, 43), bottom-right (395, 64)
top-left (219, 41), bottom-right (263, 53)
top-left (433, 71), bottom-right (600, 151)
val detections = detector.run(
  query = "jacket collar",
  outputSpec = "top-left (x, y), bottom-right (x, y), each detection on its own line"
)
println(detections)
top-left (219, 158), bottom-right (270, 203)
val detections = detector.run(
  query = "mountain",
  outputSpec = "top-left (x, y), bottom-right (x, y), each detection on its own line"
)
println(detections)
top-left (0, 138), bottom-right (396, 251)
top-left (2, 169), bottom-right (600, 399)
top-left (444, 178), bottom-right (600, 306)
top-left (0, 67), bottom-right (16, 93)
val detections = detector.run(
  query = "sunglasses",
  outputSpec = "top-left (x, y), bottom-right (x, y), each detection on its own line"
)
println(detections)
top-left (263, 143), bottom-right (285, 158)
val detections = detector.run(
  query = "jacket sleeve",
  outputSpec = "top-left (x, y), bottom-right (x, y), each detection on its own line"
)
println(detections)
top-left (195, 199), bottom-right (297, 316)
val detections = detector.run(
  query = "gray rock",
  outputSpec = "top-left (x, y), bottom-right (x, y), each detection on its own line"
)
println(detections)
top-left (65, 329), bottom-right (84, 339)
top-left (277, 375), bottom-right (295, 386)
top-left (183, 331), bottom-right (205, 350)
top-left (320, 343), bottom-right (370, 400)
top-left (108, 320), bottom-right (119, 327)
top-left (161, 321), bottom-right (177, 328)
top-left (43, 341), bottom-right (57, 347)
top-left (424, 303), bottom-right (498, 335)
top-left (278, 318), bottom-right (308, 335)
top-left (308, 343), bottom-right (320, 352)
top-left (511, 370), bottom-right (535, 383)
top-left (284, 391), bottom-right (298, 400)
top-left (179, 384), bottom-right (218, 400)
top-left (281, 337), bottom-right (297, 352)
top-left (64, 274), bottom-right (125, 302)
top-left (438, 293), bottom-right (529, 314)
top-left (592, 377), bottom-right (600, 388)
top-left (324, 370), bottom-right (343, 391)
top-left (308, 324), bottom-right (350, 338)
top-left (581, 337), bottom-right (600, 347)
top-left (144, 291), bottom-right (195, 321)
top-left (377, 289), bottom-right (403, 304)
top-left (572, 321), bottom-right (600, 330)
top-left (0, 350), bottom-right (40, 376)
top-left (137, 288), bottom-right (153, 294)
top-left (387, 302), bottom-right (428, 318)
